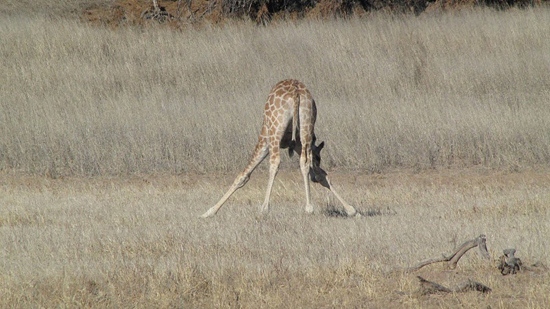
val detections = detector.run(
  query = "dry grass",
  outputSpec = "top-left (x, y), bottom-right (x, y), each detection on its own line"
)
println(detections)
top-left (1, 170), bottom-right (549, 307)
top-left (2, 4), bottom-right (550, 308)
top-left (2, 8), bottom-right (550, 176)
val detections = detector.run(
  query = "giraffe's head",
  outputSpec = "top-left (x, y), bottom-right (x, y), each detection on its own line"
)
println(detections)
top-left (310, 141), bottom-right (327, 183)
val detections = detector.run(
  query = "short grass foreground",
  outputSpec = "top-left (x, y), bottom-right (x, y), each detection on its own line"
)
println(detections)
top-left (1, 169), bottom-right (549, 307)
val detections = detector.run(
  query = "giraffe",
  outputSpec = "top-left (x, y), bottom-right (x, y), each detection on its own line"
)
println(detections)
top-left (200, 79), bottom-right (359, 218)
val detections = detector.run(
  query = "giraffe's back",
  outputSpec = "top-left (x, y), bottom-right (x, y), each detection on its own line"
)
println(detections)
top-left (264, 79), bottom-right (315, 123)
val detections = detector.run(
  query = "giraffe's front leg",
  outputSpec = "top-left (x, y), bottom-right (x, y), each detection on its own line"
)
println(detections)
top-left (318, 175), bottom-right (359, 217)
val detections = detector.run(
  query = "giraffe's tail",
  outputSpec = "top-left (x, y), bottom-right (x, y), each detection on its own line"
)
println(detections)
top-left (288, 87), bottom-right (300, 158)
top-left (288, 140), bottom-right (296, 157)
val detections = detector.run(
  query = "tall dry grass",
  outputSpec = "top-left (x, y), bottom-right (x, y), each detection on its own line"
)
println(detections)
top-left (2, 9), bottom-right (550, 177)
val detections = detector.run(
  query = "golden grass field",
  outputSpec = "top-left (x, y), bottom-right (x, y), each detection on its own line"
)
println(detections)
top-left (1, 170), bottom-right (550, 307)
top-left (2, 7), bottom-right (550, 175)
top-left (1, 2), bottom-right (550, 307)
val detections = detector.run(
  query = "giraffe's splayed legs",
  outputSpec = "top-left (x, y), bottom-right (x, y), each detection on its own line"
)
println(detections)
top-left (260, 154), bottom-right (281, 213)
top-left (200, 79), bottom-right (359, 218)
top-left (200, 138), bottom-right (268, 218)
top-left (322, 175), bottom-right (359, 217)
top-left (300, 152), bottom-right (315, 214)
top-left (309, 142), bottom-right (359, 217)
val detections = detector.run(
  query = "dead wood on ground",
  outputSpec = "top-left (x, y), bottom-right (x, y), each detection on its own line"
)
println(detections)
top-left (404, 234), bottom-right (490, 273)
top-left (395, 276), bottom-right (492, 297)
top-left (497, 248), bottom-right (547, 275)
top-left (414, 276), bottom-right (492, 296)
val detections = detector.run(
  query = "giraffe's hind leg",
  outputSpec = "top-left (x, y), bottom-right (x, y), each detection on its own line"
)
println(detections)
top-left (299, 145), bottom-right (315, 214)
top-left (260, 152), bottom-right (281, 213)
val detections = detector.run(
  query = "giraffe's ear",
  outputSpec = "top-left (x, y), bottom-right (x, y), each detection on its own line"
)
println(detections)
top-left (317, 141), bottom-right (325, 151)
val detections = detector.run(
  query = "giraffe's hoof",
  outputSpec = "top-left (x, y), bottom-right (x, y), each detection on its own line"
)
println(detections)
top-left (200, 208), bottom-right (217, 218)
top-left (305, 205), bottom-right (314, 214)
top-left (346, 209), bottom-right (359, 217)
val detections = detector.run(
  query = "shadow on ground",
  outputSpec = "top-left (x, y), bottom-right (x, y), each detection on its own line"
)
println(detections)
top-left (323, 205), bottom-right (397, 218)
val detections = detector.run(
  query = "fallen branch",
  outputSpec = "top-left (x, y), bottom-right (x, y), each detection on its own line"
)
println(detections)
top-left (415, 276), bottom-right (491, 296)
top-left (404, 234), bottom-right (490, 273)
top-left (395, 276), bottom-right (492, 297)
top-left (415, 276), bottom-right (451, 294)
